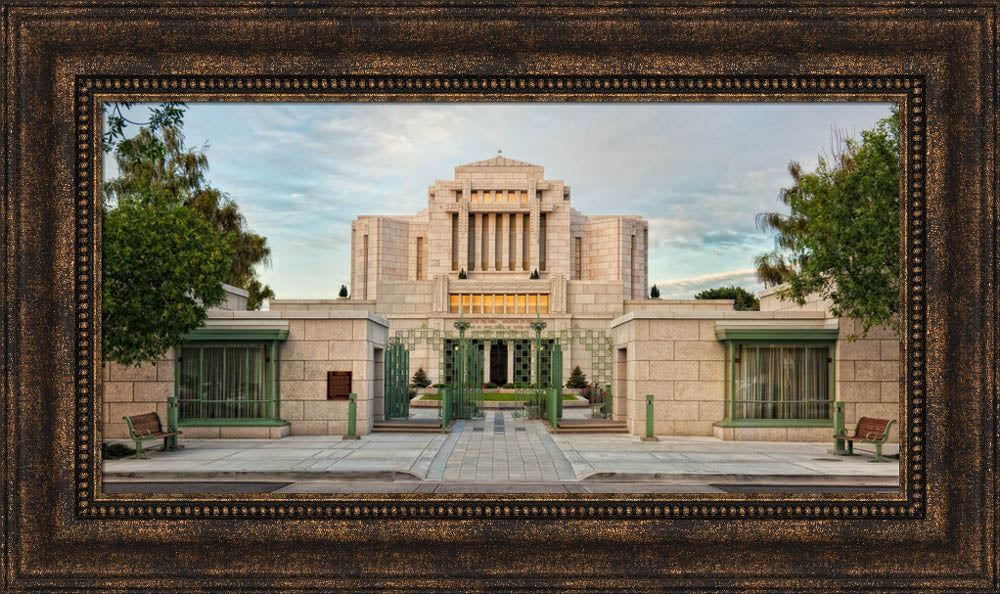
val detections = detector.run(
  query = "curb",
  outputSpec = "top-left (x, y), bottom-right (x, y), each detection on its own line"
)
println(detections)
top-left (103, 470), bottom-right (424, 482)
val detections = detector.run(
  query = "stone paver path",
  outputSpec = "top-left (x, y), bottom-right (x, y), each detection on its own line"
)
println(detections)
top-left (427, 411), bottom-right (575, 481)
top-left (553, 433), bottom-right (899, 480)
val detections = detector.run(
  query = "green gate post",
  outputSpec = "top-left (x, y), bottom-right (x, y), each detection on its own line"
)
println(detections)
top-left (605, 383), bottom-right (613, 420)
top-left (830, 401), bottom-right (848, 455)
top-left (165, 396), bottom-right (181, 450)
top-left (344, 393), bottom-right (360, 440)
top-left (641, 394), bottom-right (658, 441)
top-left (547, 387), bottom-right (558, 432)
top-left (440, 387), bottom-right (451, 432)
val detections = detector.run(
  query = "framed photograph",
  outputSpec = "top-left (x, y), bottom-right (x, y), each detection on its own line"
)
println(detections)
top-left (3, 2), bottom-right (997, 591)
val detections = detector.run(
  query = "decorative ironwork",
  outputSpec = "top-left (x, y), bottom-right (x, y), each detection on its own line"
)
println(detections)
top-left (384, 338), bottom-right (410, 419)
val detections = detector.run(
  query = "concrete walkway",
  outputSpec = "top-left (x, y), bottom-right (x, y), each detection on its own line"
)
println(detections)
top-left (104, 411), bottom-right (899, 490)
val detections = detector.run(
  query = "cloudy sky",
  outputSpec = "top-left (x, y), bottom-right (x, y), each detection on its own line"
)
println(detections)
top-left (104, 101), bottom-right (893, 301)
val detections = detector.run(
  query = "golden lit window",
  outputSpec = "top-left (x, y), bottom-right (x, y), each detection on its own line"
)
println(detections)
top-left (527, 294), bottom-right (537, 314)
top-left (539, 294), bottom-right (549, 314)
top-left (516, 294), bottom-right (526, 314)
top-left (483, 294), bottom-right (493, 314)
top-left (520, 190), bottom-right (528, 202)
top-left (472, 294), bottom-right (482, 314)
top-left (484, 190), bottom-right (492, 203)
top-left (461, 294), bottom-right (470, 312)
top-left (506, 294), bottom-right (515, 313)
top-left (472, 191), bottom-right (480, 202)
top-left (508, 190), bottom-right (516, 203)
top-left (494, 294), bottom-right (505, 314)
top-left (449, 294), bottom-right (459, 314)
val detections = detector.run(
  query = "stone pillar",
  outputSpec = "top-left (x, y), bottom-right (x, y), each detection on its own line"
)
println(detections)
top-left (487, 213), bottom-right (497, 271)
top-left (484, 341), bottom-right (491, 384)
top-left (458, 190), bottom-right (469, 274)
top-left (502, 213), bottom-right (511, 271)
top-left (515, 213), bottom-right (525, 271)
top-left (507, 340), bottom-right (515, 383)
top-left (529, 182), bottom-right (540, 274)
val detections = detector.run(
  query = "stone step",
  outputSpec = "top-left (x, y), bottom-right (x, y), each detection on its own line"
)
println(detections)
top-left (371, 420), bottom-right (450, 433)
top-left (547, 420), bottom-right (628, 434)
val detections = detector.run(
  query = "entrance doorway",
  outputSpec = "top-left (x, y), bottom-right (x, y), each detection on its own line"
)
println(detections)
top-left (490, 341), bottom-right (508, 385)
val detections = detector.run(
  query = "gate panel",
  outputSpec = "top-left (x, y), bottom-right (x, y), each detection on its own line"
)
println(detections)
top-left (384, 339), bottom-right (410, 419)
top-left (550, 342), bottom-right (563, 419)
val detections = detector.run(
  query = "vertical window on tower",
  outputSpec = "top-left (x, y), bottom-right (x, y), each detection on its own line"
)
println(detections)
top-left (449, 294), bottom-right (459, 314)
top-left (495, 214), bottom-right (502, 270)
top-left (508, 190), bottom-right (516, 203)
top-left (539, 294), bottom-right (549, 314)
top-left (630, 234), bottom-right (637, 300)
top-left (481, 214), bottom-right (488, 270)
top-left (472, 294), bottom-right (482, 314)
top-left (522, 214), bottom-right (529, 271)
top-left (483, 294), bottom-right (493, 314)
top-left (520, 190), bottom-right (528, 203)
top-left (484, 189), bottom-right (492, 203)
top-left (527, 294), bottom-right (537, 314)
top-left (451, 213), bottom-right (458, 271)
top-left (574, 237), bottom-right (582, 280)
top-left (455, 190), bottom-right (462, 202)
top-left (461, 294), bottom-right (470, 313)
top-left (508, 214), bottom-right (516, 270)
top-left (468, 214), bottom-right (476, 271)
top-left (495, 294), bottom-right (505, 314)
top-left (471, 190), bottom-right (479, 203)
top-left (516, 294), bottom-right (526, 314)
top-left (362, 234), bottom-right (369, 300)
top-left (415, 236), bottom-right (425, 280)
top-left (539, 213), bottom-right (547, 271)
top-left (506, 294), bottom-right (515, 313)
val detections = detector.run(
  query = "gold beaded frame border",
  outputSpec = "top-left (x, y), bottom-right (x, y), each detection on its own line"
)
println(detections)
top-left (76, 74), bottom-right (924, 521)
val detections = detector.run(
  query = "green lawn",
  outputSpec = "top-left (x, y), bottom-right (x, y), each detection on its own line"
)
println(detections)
top-left (417, 393), bottom-right (580, 402)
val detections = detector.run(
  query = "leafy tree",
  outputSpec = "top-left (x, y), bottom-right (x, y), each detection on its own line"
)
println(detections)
top-left (104, 106), bottom-right (274, 310)
top-left (565, 365), bottom-right (588, 389)
top-left (103, 198), bottom-right (234, 366)
top-left (754, 108), bottom-right (900, 337)
top-left (339, 284), bottom-right (349, 298)
top-left (695, 285), bottom-right (760, 311)
top-left (102, 102), bottom-right (186, 153)
top-left (411, 367), bottom-right (431, 389)
top-left (245, 279), bottom-right (276, 311)
top-left (650, 284), bottom-right (660, 299)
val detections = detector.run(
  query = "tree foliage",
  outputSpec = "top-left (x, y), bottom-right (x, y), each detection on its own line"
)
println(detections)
top-left (411, 367), bottom-right (431, 389)
top-left (104, 108), bottom-right (274, 310)
top-left (650, 284), bottom-right (660, 299)
top-left (565, 365), bottom-right (588, 389)
top-left (754, 108), bottom-right (900, 337)
top-left (694, 285), bottom-right (760, 311)
top-left (339, 284), bottom-right (349, 298)
top-left (103, 198), bottom-right (234, 366)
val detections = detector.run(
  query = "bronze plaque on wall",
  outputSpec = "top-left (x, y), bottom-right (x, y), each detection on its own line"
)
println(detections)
top-left (326, 371), bottom-right (351, 400)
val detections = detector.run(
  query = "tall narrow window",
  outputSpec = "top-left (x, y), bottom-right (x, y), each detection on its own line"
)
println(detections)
top-left (520, 190), bottom-right (528, 203)
top-left (527, 294), bottom-right (537, 314)
top-left (539, 213), bottom-right (547, 271)
top-left (495, 214), bottom-right (503, 270)
top-left (508, 214), bottom-right (516, 270)
top-left (630, 234), bottom-right (637, 300)
top-left (455, 190), bottom-right (462, 202)
top-left (451, 214), bottom-right (459, 271)
top-left (415, 236), bottom-right (425, 280)
top-left (468, 213), bottom-right (476, 271)
top-left (481, 213), bottom-right (488, 270)
top-left (516, 294), bottom-right (526, 314)
top-left (506, 294), bottom-right (515, 313)
top-left (363, 234), bottom-right (369, 299)
top-left (483, 189), bottom-right (492, 203)
top-left (471, 190), bottom-right (479, 203)
top-left (522, 214), bottom-right (529, 271)
top-left (539, 294), bottom-right (549, 314)
top-left (508, 190), bottom-right (516, 203)
top-left (574, 237), bottom-right (582, 279)
top-left (483, 294), bottom-right (493, 314)
top-left (449, 294), bottom-right (459, 313)
top-left (472, 294), bottom-right (482, 314)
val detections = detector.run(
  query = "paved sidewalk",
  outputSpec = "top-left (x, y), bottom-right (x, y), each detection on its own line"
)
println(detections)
top-left (104, 411), bottom-right (899, 488)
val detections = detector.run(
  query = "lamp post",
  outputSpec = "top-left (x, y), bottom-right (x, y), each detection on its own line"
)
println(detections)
top-left (454, 299), bottom-right (470, 419)
top-left (529, 308), bottom-right (547, 418)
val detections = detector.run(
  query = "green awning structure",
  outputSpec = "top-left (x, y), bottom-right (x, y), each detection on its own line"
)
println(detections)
top-left (714, 327), bottom-right (839, 342)
top-left (181, 327), bottom-right (289, 342)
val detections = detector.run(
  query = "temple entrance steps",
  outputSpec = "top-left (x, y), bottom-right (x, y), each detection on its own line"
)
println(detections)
top-left (371, 419), bottom-right (454, 433)
top-left (546, 419), bottom-right (628, 434)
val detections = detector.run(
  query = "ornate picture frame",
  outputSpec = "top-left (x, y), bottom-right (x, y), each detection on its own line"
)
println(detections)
top-left (2, 2), bottom-right (996, 590)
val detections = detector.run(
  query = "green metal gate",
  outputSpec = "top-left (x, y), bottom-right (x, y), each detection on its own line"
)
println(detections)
top-left (444, 333), bottom-right (484, 420)
top-left (550, 341), bottom-right (563, 421)
top-left (384, 338), bottom-right (410, 419)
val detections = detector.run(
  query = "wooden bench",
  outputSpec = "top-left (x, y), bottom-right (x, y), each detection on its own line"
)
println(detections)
top-left (834, 417), bottom-right (896, 462)
top-left (122, 412), bottom-right (181, 459)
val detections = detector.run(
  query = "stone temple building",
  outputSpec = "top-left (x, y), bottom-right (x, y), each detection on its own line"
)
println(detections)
top-left (101, 156), bottom-right (901, 445)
